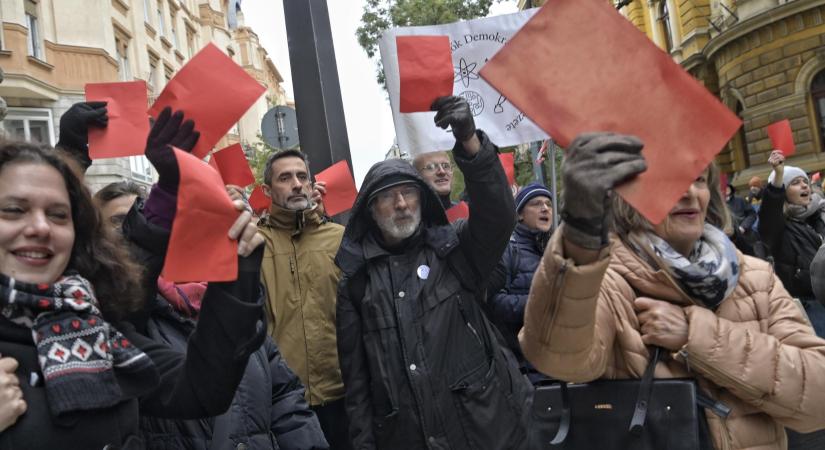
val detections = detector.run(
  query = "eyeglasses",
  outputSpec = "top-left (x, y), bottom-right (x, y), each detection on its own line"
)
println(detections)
top-left (420, 162), bottom-right (453, 173)
top-left (374, 185), bottom-right (420, 205)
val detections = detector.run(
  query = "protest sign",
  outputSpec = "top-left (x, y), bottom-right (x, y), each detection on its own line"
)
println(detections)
top-left (211, 143), bottom-right (255, 187)
top-left (379, 9), bottom-right (547, 156)
top-left (315, 160), bottom-right (358, 216)
top-left (767, 119), bottom-right (795, 156)
top-left (249, 185), bottom-right (270, 215)
top-left (499, 152), bottom-right (515, 186)
top-left (398, 36), bottom-right (454, 113)
top-left (446, 201), bottom-right (470, 222)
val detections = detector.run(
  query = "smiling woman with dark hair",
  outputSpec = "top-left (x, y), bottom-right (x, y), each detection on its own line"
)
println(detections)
top-left (0, 109), bottom-right (268, 449)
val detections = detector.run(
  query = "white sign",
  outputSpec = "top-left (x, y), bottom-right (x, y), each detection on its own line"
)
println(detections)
top-left (379, 9), bottom-right (548, 156)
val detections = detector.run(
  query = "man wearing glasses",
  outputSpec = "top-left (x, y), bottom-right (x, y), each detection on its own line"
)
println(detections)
top-left (413, 152), bottom-right (457, 210)
top-left (334, 96), bottom-right (532, 449)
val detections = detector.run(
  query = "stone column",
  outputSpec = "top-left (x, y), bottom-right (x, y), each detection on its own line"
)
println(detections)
top-left (0, 67), bottom-right (7, 140)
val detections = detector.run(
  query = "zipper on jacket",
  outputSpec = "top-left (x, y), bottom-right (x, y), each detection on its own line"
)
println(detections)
top-left (678, 349), bottom-right (762, 400)
top-left (543, 260), bottom-right (568, 341)
top-left (457, 295), bottom-right (484, 349)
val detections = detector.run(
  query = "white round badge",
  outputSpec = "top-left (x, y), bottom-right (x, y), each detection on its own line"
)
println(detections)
top-left (417, 265), bottom-right (430, 280)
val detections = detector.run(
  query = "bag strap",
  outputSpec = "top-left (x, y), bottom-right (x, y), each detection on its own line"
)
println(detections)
top-left (629, 347), bottom-right (661, 435)
top-left (549, 347), bottom-right (661, 445)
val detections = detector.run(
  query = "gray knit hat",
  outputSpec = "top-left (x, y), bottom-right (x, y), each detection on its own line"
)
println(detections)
top-left (768, 165), bottom-right (808, 188)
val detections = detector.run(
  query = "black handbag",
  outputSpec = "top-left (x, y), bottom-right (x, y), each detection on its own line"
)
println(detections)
top-left (531, 348), bottom-right (713, 449)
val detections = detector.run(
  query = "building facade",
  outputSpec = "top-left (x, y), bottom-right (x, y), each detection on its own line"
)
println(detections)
top-left (0, 0), bottom-right (286, 191)
top-left (521, 0), bottom-right (825, 188)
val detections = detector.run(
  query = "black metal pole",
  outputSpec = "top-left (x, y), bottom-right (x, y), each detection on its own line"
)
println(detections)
top-left (282, 0), bottom-right (352, 176)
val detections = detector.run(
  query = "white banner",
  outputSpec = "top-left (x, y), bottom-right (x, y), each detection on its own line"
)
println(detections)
top-left (379, 9), bottom-right (548, 156)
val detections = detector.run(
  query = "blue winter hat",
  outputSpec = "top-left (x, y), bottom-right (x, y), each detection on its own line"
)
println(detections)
top-left (515, 183), bottom-right (552, 213)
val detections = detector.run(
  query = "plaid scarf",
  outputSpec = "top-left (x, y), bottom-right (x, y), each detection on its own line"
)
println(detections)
top-left (0, 273), bottom-right (155, 416)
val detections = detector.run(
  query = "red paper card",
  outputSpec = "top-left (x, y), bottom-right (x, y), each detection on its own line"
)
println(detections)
top-left (162, 147), bottom-right (238, 282)
top-left (499, 153), bottom-right (515, 186)
top-left (719, 172), bottom-right (729, 192)
top-left (314, 161), bottom-right (358, 216)
top-left (148, 43), bottom-right (266, 159)
top-left (212, 143), bottom-right (255, 187)
top-left (480, 0), bottom-right (742, 224)
top-left (85, 81), bottom-right (150, 159)
top-left (813, 172), bottom-right (822, 183)
top-left (446, 201), bottom-right (470, 223)
top-left (249, 185), bottom-right (270, 215)
top-left (397, 35), bottom-right (454, 113)
top-left (767, 119), bottom-right (795, 156)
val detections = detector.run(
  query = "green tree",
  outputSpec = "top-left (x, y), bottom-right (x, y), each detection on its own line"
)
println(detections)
top-left (357, 0), bottom-right (500, 86)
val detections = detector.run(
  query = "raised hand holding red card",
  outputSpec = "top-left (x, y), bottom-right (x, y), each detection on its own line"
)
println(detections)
top-left (148, 43), bottom-right (265, 159)
top-left (397, 35), bottom-right (454, 113)
top-left (314, 161), bottom-right (358, 216)
top-left (480, 0), bottom-right (741, 224)
top-left (162, 147), bottom-right (238, 282)
top-left (767, 119), bottom-right (795, 156)
top-left (86, 81), bottom-right (150, 159)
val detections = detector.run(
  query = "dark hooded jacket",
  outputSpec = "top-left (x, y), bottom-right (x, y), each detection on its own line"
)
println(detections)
top-left (334, 131), bottom-right (533, 450)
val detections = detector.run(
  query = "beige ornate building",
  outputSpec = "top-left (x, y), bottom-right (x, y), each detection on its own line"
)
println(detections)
top-left (0, 0), bottom-right (287, 191)
top-left (521, 0), bottom-right (825, 188)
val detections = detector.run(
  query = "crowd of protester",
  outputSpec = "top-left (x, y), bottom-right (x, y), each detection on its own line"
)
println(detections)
top-left (0, 94), bottom-right (824, 450)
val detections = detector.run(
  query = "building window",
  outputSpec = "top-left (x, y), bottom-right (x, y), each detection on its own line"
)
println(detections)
top-left (147, 56), bottom-right (159, 95)
top-left (1, 108), bottom-right (54, 145)
top-left (115, 35), bottom-right (132, 81)
top-left (811, 70), bottom-right (825, 152)
top-left (143, 0), bottom-right (152, 23)
top-left (186, 27), bottom-right (196, 58)
top-left (129, 156), bottom-right (153, 181)
top-left (157, 6), bottom-right (165, 37)
top-left (164, 64), bottom-right (174, 84)
top-left (658, 1), bottom-right (674, 53)
top-left (734, 101), bottom-right (749, 169)
top-left (170, 12), bottom-right (179, 49)
top-left (25, 0), bottom-right (42, 59)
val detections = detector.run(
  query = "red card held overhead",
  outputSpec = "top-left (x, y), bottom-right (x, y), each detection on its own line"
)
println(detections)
top-left (249, 185), bottom-right (270, 215)
top-left (85, 81), bottom-right (150, 159)
top-left (499, 152), bottom-right (516, 186)
top-left (315, 160), bottom-right (358, 217)
top-left (480, 0), bottom-right (742, 224)
top-left (149, 43), bottom-right (266, 159)
top-left (211, 143), bottom-right (255, 187)
top-left (397, 35), bottom-right (454, 113)
top-left (767, 119), bottom-right (795, 156)
top-left (162, 147), bottom-right (238, 283)
top-left (446, 201), bottom-right (470, 223)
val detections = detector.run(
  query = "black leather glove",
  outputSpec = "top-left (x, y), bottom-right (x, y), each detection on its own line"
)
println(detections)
top-left (561, 132), bottom-right (647, 250)
top-left (145, 107), bottom-right (200, 194)
top-left (431, 96), bottom-right (476, 142)
top-left (57, 101), bottom-right (108, 168)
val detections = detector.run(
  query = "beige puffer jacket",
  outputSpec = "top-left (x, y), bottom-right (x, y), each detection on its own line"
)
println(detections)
top-left (521, 227), bottom-right (825, 450)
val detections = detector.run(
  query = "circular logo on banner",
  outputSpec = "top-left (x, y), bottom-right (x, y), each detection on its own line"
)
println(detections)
top-left (417, 265), bottom-right (430, 280)
top-left (458, 91), bottom-right (484, 116)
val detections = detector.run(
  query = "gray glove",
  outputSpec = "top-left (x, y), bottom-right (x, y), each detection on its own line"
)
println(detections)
top-left (561, 132), bottom-right (647, 250)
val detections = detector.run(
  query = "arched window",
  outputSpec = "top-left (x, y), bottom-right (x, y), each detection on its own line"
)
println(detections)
top-left (734, 101), bottom-right (750, 168)
top-left (811, 69), bottom-right (825, 152)
top-left (658, 1), bottom-right (674, 53)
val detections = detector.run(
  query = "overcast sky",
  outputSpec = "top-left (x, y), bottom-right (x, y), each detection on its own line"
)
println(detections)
top-left (242, 0), bottom-right (519, 186)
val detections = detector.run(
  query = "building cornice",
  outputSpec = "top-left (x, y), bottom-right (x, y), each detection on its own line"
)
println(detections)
top-left (704, 0), bottom-right (825, 60)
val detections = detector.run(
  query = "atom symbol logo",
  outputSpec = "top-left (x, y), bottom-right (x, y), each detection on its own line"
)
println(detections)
top-left (454, 57), bottom-right (480, 88)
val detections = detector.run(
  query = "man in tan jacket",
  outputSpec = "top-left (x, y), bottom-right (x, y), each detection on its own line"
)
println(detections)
top-left (258, 150), bottom-right (350, 449)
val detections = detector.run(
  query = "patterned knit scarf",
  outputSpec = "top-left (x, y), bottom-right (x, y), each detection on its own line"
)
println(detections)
top-left (632, 224), bottom-right (740, 309)
top-left (0, 273), bottom-right (155, 416)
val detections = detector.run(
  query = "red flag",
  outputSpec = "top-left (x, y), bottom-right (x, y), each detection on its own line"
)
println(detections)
top-left (499, 153), bottom-right (516, 186)
top-left (767, 119), bottom-right (795, 156)
top-left (480, 0), bottom-right (742, 224)
top-left (446, 201), bottom-right (470, 223)
top-left (85, 81), bottom-right (150, 159)
top-left (397, 35), bottom-right (454, 113)
top-left (211, 143), bottom-right (255, 187)
top-left (249, 185), bottom-right (270, 215)
top-left (315, 161), bottom-right (358, 216)
top-left (162, 147), bottom-right (238, 282)
top-left (148, 44), bottom-right (266, 159)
